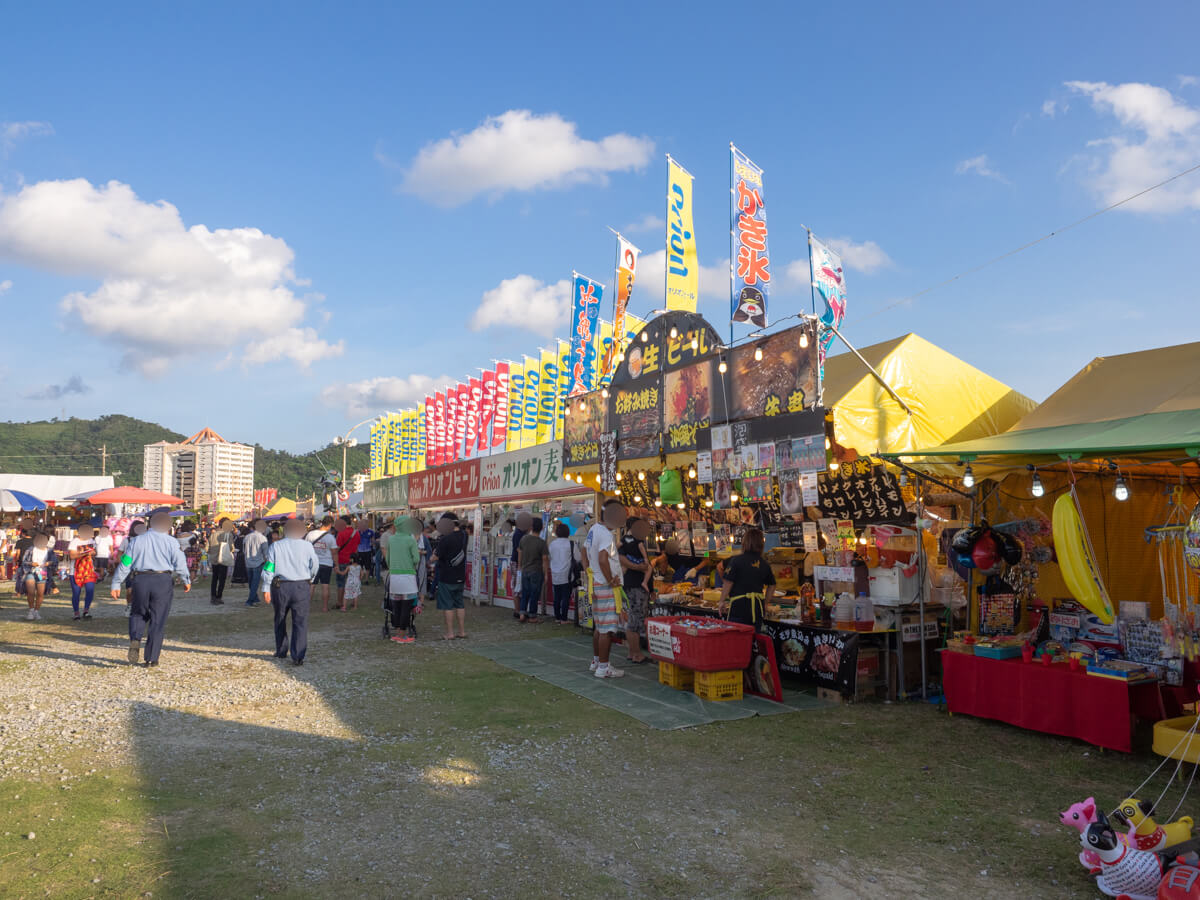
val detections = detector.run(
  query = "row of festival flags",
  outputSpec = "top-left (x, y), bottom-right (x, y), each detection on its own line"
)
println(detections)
top-left (371, 149), bottom-right (850, 479)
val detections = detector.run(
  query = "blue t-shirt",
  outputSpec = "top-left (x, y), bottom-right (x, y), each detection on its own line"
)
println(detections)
top-left (358, 529), bottom-right (375, 553)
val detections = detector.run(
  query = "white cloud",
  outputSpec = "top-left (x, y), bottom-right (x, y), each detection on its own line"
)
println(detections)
top-left (1, 121), bottom-right (53, 153)
top-left (621, 214), bottom-right (664, 234)
top-left (784, 237), bottom-right (892, 283)
top-left (955, 154), bottom-right (1009, 182)
top-left (320, 373), bottom-right (455, 417)
top-left (1041, 99), bottom-right (1066, 118)
top-left (399, 110), bottom-right (654, 207)
top-left (1066, 80), bottom-right (1200, 212)
top-left (0, 278), bottom-right (10, 295)
top-left (1179, 75), bottom-right (1199, 88)
top-left (471, 273), bottom-right (572, 338)
top-left (0, 178), bottom-right (340, 375)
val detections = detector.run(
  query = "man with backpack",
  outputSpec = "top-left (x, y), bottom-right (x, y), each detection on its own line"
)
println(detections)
top-left (432, 512), bottom-right (468, 640)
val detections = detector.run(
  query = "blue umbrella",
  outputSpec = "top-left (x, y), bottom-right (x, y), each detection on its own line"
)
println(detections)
top-left (0, 489), bottom-right (47, 512)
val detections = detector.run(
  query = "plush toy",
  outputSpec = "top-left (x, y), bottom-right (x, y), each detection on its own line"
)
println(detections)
top-left (1061, 796), bottom-right (1104, 871)
top-left (1115, 798), bottom-right (1196, 852)
top-left (1083, 811), bottom-right (1164, 900)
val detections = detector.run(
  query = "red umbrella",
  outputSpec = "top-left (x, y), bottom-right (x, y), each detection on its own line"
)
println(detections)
top-left (86, 487), bottom-right (185, 505)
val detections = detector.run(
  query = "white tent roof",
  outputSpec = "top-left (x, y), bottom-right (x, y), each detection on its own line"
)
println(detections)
top-left (0, 473), bottom-right (114, 510)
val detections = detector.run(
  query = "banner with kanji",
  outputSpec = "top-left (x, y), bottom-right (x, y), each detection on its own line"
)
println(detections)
top-left (537, 347), bottom-right (557, 445)
top-left (610, 235), bottom-right (639, 378)
top-left (506, 361), bottom-right (525, 452)
top-left (730, 145), bottom-right (770, 328)
top-left (810, 234), bottom-right (846, 370)
top-left (666, 156), bottom-right (698, 312)
top-left (566, 273), bottom-right (603, 396)
top-left (492, 362), bottom-right (509, 451)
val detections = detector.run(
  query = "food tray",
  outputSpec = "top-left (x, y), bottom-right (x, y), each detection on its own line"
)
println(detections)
top-left (646, 616), bottom-right (755, 672)
top-left (973, 645), bottom-right (1023, 659)
top-left (694, 669), bottom-right (743, 702)
top-left (944, 638), bottom-right (975, 655)
top-left (658, 661), bottom-right (694, 690)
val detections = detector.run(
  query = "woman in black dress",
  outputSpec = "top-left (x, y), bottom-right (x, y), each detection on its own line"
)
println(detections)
top-left (718, 527), bottom-right (775, 630)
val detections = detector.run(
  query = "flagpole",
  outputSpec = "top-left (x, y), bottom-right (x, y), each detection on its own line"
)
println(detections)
top-left (806, 227), bottom-right (817, 317)
top-left (664, 155), bottom-right (670, 320)
top-left (729, 142), bottom-right (735, 347)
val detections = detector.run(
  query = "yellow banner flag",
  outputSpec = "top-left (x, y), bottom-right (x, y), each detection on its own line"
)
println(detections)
top-left (666, 156), bottom-right (698, 311)
top-left (506, 361), bottom-right (525, 452)
top-left (537, 347), bottom-right (556, 446)
top-left (522, 354), bottom-right (541, 448)
top-left (415, 402), bottom-right (426, 472)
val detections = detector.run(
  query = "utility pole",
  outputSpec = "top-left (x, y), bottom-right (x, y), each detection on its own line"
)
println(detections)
top-left (101, 444), bottom-right (107, 476)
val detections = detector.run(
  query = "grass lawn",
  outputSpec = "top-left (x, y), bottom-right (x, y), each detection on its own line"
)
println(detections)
top-left (0, 580), bottom-right (1184, 898)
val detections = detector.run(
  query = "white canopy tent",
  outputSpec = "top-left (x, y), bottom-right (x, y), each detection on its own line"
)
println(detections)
top-left (0, 474), bottom-right (114, 511)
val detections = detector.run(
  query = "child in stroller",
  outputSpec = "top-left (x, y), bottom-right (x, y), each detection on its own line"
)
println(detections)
top-left (382, 517), bottom-right (422, 643)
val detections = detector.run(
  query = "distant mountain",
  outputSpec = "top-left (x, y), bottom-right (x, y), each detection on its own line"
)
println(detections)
top-left (0, 415), bottom-right (369, 499)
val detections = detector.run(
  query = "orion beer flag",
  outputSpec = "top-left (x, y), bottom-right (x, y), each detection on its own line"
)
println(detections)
top-left (506, 361), bottom-right (525, 451)
top-left (666, 156), bottom-right (698, 312)
top-left (492, 362), bottom-right (509, 450)
top-left (456, 382), bottom-right (470, 460)
top-left (537, 347), bottom-right (557, 445)
top-left (416, 401), bottom-right (427, 471)
top-left (466, 377), bottom-right (482, 459)
top-left (424, 397), bottom-right (435, 468)
top-left (445, 387), bottom-right (459, 462)
top-left (479, 370), bottom-right (496, 454)
top-left (433, 391), bottom-right (447, 466)
top-left (522, 354), bottom-right (540, 449)
top-left (730, 145), bottom-right (770, 328)
top-left (567, 273), bottom-right (603, 396)
top-left (810, 234), bottom-right (847, 370)
top-left (610, 235), bottom-right (639, 377)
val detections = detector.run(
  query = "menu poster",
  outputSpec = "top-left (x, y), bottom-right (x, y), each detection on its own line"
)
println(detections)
top-left (745, 633), bottom-right (784, 702)
top-left (775, 439), bottom-right (794, 471)
top-left (800, 472), bottom-right (819, 507)
top-left (778, 469), bottom-right (803, 515)
top-left (612, 374), bottom-right (662, 460)
top-left (696, 450), bottom-right (713, 484)
top-left (757, 442), bottom-right (775, 473)
top-left (836, 519), bottom-right (857, 550)
top-left (816, 461), bottom-right (909, 525)
top-left (741, 467), bottom-right (773, 501)
top-left (732, 421), bottom-right (751, 453)
top-left (712, 447), bottom-right (733, 479)
top-left (598, 430), bottom-right (618, 491)
top-left (792, 433), bottom-right (827, 473)
top-left (802, 521), bottom-right (819, 551)
top-left (818, 517), bottom-right (838, 545)
top-left (563, 390), bottom-right (607, 466)
top-left (765, 621), bottom-right (860, 694)
top-left (738, 443), bottom-right (759, 474)
top-left (779, 520), bottom-right (806, 547)
top-left (711, 424), bottom-right (732, 450)
top-left (713, 478), bottom-right (733, 508)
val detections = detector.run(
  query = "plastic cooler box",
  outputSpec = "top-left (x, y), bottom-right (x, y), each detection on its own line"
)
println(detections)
top-left (645, 616), bottom-right (755, 672)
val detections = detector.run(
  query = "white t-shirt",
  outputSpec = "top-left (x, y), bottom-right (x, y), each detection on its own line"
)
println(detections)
top-left (94, 535), bottom-right (114, 557)
top-left (548, 537), bottom-right (577, 586)
top-left (584, 523), bottom-right (622, 584)
top-left (307, 529), bottom-right (337, 565)
top-left (67, 537), bottom-right (93, 555)
top-left (30, 547), bottom-right (49, 566)
top-left (175, 533), bottom-right (195, 553)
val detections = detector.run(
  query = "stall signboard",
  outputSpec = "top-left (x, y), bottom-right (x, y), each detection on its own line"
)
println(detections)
top-left (696, 450), bottom-right (713, 484)
top-left (816, 461), bottom-right (909, 525)
top-left (479, 443), bottom-right (567, 500)
top-left (407, 459), bottom-right (480, 507)
top-left (814, 565), bottom-right (855, 582)
top-left (663, 359), bottom-right (716, 452)
top-left (836, 520), bottom-right (857, 549)
top-left (792, 433), bottom-right (827, 472)
top-left (741, 467), bottom-right (772, 501)
top-left (646, 619), bottom-right (676, 660)
top-left (612, 374), bottom-right (662, 460)
top-left (563, 390), bottom-right (606, 467)
top-left (763, 621), bottom-right (860, 694)
top-left (363, 474), bottom-right (409, 511)
top-left (803, 521), bottom-right (819, 551)
top-left (778, 520), bottom-right (806, 547)
top-left (598, 431), bottom-right (618, 491)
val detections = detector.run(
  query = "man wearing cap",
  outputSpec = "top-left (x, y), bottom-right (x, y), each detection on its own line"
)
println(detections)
top-left (262, 518), bottom-right (320, 665)
top-left (110, 511), bottom-right (191, 668)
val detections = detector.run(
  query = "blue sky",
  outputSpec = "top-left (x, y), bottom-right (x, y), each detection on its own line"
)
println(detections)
top-left (2, 1), bottom-right (1199, 454)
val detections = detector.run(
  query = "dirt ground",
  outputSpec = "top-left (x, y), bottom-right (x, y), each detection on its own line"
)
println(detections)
top-left (0, 578), bottom-right (1175, 898)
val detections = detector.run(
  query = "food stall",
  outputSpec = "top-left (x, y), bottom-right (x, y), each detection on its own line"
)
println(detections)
top-left (889, 339), bottom-right (1200, 749)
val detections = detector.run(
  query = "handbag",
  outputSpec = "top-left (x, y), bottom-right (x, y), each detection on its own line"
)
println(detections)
top-left (217, 536), bottom-right (234, 568)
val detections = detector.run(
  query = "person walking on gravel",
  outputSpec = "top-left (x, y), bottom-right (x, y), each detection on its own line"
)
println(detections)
top-left (111, 512), bottom-right (191, 667)
top-left (207, 518), bottom-right (236, 604)
top-left (261, 518), bottom-right (319, 666)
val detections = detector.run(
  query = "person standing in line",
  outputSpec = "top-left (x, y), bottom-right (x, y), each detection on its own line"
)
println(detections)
top-left (110, 512), bottom-right (191, 667)
top-left (67, 523), bottom-right (99, 621)
top-left (509, 512), bottom-right (530, 619)
top-left (306, 516), bottom-right (338, 611)
top-left (207, 518), bottom-right (236, 604)
top-left (242, 518), bottom-right (269, 608)
top-left (12, 526), bottom-right (34, 607)
top-left (585, 499), bottom-right (628, 679)
top-left (548, 522), bottom-right (578, 625)
top-left (333, 515), bottom-right (359, 611)
top-left (517, 517), bottom-right (549, 624)
top-left (261, 518), bottom-right (319, 666)
top-left (383, 518), bottom-right (422, 643)
top-left (432, 513), bottom-right (468, 639)
top-left (618, 517), bottom-right (654, 664)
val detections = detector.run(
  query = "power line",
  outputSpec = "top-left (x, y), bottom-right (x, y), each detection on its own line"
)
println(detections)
top-left (859, 160), bottom-right (1200, 322)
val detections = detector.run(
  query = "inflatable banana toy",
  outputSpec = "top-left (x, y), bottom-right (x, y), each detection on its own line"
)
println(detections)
top-left (1053, 492), bottom-right (1115, 624)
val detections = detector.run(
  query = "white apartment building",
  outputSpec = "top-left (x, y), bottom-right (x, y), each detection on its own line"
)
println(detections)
top-left (143, 427), bottom-right (255, 515)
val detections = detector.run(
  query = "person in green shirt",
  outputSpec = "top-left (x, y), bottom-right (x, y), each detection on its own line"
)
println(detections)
top-left (383, 518), bottom-right (422, 644)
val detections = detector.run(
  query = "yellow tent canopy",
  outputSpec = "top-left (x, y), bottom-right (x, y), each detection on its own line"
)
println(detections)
top-left (265, 496), bottom-right (297, 517)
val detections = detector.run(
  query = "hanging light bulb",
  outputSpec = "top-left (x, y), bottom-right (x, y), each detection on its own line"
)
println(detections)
top-left (730, 492), bottom-right (739, 503)
top-left (824, 437), bottom-right (831, 450)
top-left (654, 499), bottom-right (662, 507)
top-left (962, 464), bottom-right (975, 489)
top-left (637, 470), bottom-right (645, 481)
top-left (601, 388), bottom-right (609, 398)
top-left (754, 346), bottom-right (763, 361)
top-left (615, 471), bottom-right (623, 482)
top-left (669, 326), bottom-right (678, 339)
top-left (594, 473), bottom-right (601, 483)
top-left (705, 499), bottom-right (713, 508)
top-left (641, 331), bottom-right (649, 343)
top-left (858, 533), bottom-right (867, 545)
top-left (690, 337), bottom-right (699, 351)
top-left (718, 359), bottom-right (727, 374)
top-left (1031, 471), bottom-right (1044, 498)
top-left (1114, 474), bottom-right (1129, 502)
top-left (829, 461), bottom-right (840, 473)
top-left (676, 503), bottom-right (685, 510)
top-left (634, 494), bottom-right (642, 503)
top-left (799, 331), bottom-right (809, 349)
top-left (688, 465), bottom-right (697, 479)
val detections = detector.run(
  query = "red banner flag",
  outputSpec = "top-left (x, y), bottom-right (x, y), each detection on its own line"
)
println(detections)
top-left (456, 382), bottom-right (469, 462)
top-left (433, 391), bottom-right (447, 466)
top-left (468, 377), bottom-right (483, 459)
top-left (424, 397), bottom-right (435, 468)
top-left (479, 369), bottom-right (496, 454)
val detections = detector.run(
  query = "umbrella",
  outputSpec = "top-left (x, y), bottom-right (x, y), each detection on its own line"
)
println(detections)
top-left (0, 489), bottom-right (47, 512)
top-left (85, 487), bottom-right (185, 505)
top-left (168, 510), bottom-right (194, 518)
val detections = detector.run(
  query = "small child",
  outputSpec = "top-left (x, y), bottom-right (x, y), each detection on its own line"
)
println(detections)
top-left (185, 536), bottom-right (202, 580)
top-left (344, 562), bottom-right (362, 609)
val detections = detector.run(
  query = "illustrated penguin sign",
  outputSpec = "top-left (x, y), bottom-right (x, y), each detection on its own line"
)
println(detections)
top-left (733, 286), bottom-right (767, 328)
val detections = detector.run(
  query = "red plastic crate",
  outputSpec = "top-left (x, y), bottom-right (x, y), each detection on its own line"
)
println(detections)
top-left (645, 616), bottom-right (755, 672)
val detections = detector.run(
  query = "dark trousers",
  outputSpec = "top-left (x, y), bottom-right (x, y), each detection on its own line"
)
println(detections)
top-left (129, 573), bottom-right (174, 663)
top-left (387, 594), bottom-right (414, 631)
top-left (273, 581), bottom-right (310, 662)
top-left (520, 571), bottom-right (543, 616)
top-left (71, 580), bottom-right (95, 614)
top-left (552, 582), bottom-right (572, 621)
top-left (246, 565), bottom-right (262, 603)
top-left (210, 564), bottom-right (228, 599)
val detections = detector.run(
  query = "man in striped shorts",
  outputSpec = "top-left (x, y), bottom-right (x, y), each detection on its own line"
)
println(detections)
top-left (584, 498), bottom-right (628, 679)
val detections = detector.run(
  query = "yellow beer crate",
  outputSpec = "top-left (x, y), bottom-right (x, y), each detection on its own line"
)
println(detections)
top-left (658, 660), bottom-right (694, 690)
top-left (694, 668), bottom-right (743, 702)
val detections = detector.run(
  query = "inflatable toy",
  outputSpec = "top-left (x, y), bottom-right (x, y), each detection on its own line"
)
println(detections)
top-left (1053, 491), bottom-right (1115, 624)
top-left (1114, 798), bottom-right (1195, 852)
top-left (1082, 811), bottom-right (1163, 899)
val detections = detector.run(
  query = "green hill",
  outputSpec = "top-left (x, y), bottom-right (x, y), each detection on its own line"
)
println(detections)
top-left (0, 415), bottom-right (369, 500)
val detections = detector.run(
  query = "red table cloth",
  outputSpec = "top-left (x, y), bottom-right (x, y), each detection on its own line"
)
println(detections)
top-left (941, 652), bottom-right (1167, 752)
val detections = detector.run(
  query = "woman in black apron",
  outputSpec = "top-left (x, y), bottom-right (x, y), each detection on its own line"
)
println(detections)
top-left (718, 527), bottom-right (776, 631)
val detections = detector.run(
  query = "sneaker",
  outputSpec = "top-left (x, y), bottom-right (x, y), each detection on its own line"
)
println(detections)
top-left (128, 641), bottom-right (141, 665)
top-left (594, 665), bottom-right (625, 679)
top-left (26, 609), bottom-right (35, 621)
top-left (73, 614), bottom-right (81, 621)
top-left (33, 609), bottom-right (41, 620)
top-left (589, 659), bottom-right (600, 672)
top-left (82, 612), bottom-right (92, 619)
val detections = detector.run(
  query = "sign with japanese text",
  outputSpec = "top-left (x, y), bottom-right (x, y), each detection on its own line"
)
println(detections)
top-left (407, 458), bottom-right (480, 508)
top-left (612, 374), bottom-right (662, 460)
top-left (646, 618), bottom-right (676, 660)
top-left (567, 273), bottom-right (604, 396)
top-left (506, 361), bottom-right (525, 452)
top-left (817, 461), bottom-right (909, 526)
top-left (598, 431), bottom-right (618, 491)
top-left (479, 443), bottom-right (567, 500)
top-left (537, 348), bottom-right (557, 446)
top-left (492, 362), bottom-right (509, 451)
top-left (730, 145), bottom-right (769, 329)
top-left (803, 521), bottom-right (819, 552)
top-left (610, 235), bottom-right (640, 376)
top-left (762, 620), bottom-right (860, 694)
top-left (563, 391), bottom-right (606, 467)
top-left (363, 474), bottom-right (409, 511)
top-left (663, 359), bottom-right (715, 453)
top-left (836, 520), bottom-right (857, 550)
top-left (666, 156), bottom-right (698, 312)
top-left (811, 234), bottom-right (847, 372)
top-left (522, 354), bottom-right (540, 450)
top-left (778, 520), bottom-right (806, 548)
top-left (740, 467), bottom-right (772, 502)
top-left (479, 371), bottom-right (496, 454)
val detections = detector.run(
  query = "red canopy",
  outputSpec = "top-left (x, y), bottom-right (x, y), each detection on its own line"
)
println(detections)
top-left (86, 487), bottom-right (185, 505)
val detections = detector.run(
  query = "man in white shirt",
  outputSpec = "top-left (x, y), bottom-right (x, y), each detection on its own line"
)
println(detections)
top-left (584, 499), bottom-right (628, 679)
top-left (242, 518), bottom-right (269, 608)
top-left (305, 516), bottom-right (338, 612)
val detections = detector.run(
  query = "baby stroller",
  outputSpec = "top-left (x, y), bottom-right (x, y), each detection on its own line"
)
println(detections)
top-left (382, 573), bottom-right (420, 643)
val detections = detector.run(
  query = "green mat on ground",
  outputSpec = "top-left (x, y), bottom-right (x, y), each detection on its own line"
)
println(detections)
top-left (470, 636), bottom-right (829, 730)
